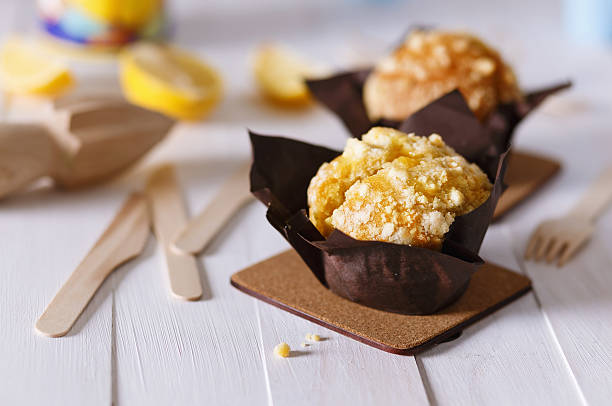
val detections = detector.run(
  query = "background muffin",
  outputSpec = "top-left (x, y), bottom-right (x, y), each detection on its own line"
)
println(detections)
top-left (363, 30), bottom-right (522, 121)
top-left (307, 127), bottom-right (492, 249)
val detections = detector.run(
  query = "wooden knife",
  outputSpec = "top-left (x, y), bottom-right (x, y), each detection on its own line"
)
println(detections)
top-left (35, 193), bottom-right (150, 338)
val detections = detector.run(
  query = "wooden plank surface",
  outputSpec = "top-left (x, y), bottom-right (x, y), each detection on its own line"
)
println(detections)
top-left (112, 248), bottom-right (270, 405)
top-left (113, 125), bottom-right (271, 405)
top-left (514, 238), bottom-right (611, 405)
top-left (0, 4), bottom-right (112, 404)
top-left (416, 226), bottom-right (585, 405)
top-left (257, 301), bottom-right (431, 406)
top-left (0, 189), bottom-right (121, 405)
top-left (503, 88), bottom-right (612, 405)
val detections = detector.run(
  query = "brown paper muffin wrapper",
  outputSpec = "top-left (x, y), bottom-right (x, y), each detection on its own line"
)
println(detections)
top-left (306, 70), bottom-right (570, 155)
top-left (249, 92), bottom-right (510, 315)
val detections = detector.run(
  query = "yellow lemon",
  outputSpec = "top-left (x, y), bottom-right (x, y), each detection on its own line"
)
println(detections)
top-left (70, 0), bottom-right (162, 29)
top-left (119, 43), bottom-right (223, 121)
top-left (0, 37), bottom-right (74, 97)
top-left (253, 44), bottom-right (327, 105)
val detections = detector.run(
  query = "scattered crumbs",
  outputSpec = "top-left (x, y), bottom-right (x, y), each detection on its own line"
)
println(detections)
top-left (301, 342), bottom-right (309, 348)
top-left (305, 333), bottom-right (312, 341)
top-left (274, 342), bottom-right (290, 358)
top-left (312, 334), bottom-right (321, 342)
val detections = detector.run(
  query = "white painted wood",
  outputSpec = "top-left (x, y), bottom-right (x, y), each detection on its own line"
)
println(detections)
top-left (256, 301), bottom-right (430, 406)
top-left (0, 188), bottom-right (128, 405)
top-left (416, 225), bottom-right (585, 406)
top-left (112, 128), bottom-right (274, 404)
top-left (112, 248), bottom-right (270, 405)
top-left (508, 197), bottom-right (612, 405)
top-left (500, 46), bottom-right (612, 402)
top-left (0, 3), bottom-right (114, 404)
top-left (512, 236), bottom-right (612, 405)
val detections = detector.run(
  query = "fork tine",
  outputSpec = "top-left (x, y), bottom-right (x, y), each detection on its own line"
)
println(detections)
top-left (557, 234), bottom-right (590, 266)
top-left (535, 236), bottom-right (553, 261)
top-left (525, 233), bottom-right (541, 260)
top-left (546, 240), bottom-right (566, 263)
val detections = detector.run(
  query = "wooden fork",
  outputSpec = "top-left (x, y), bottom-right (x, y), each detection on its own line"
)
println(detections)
top-left (525, 164), bottom-right (612, 266)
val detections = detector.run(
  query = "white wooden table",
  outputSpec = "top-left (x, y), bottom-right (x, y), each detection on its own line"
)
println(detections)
top-left (2, 0), bottom-right (611, 404)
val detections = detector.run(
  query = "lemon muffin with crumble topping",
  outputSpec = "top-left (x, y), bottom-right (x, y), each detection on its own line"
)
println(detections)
top-left (307, 127), bottom-right (491, 249)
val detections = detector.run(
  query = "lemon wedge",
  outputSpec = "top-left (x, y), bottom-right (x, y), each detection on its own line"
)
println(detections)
top-left (0, 37), bottom-right (74, 97)
top-left (253, 44), bottom-right (326, 105)
top-left (119, 43), bottom-right (223, 121)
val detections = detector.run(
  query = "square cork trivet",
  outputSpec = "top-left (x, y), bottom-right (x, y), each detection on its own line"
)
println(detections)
top-left (493, 150), bottom-right (561, 220)
top-left (231, 250), bottom-right (531, 355)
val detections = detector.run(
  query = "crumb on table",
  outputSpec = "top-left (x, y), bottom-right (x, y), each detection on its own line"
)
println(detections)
top-left (274, 342), bottom-right (291, 358)
top-left (305, 333), bottom-right (321, 342)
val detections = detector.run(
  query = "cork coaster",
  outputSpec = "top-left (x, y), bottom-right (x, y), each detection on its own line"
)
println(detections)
top-left (231, 250), bottom-right (531, 355)
top-left (493, 150), bottom-right (561, 220)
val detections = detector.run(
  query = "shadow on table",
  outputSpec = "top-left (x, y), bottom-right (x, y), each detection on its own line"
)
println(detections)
top-left (288, 350), bottom-right (310, 358)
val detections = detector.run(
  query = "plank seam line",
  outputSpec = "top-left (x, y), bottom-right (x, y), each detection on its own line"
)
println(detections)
top-left (255, 300), bottom-right (274, 406)
top-left (414, 356), bottom-right (437, 406)
top-left (501, 224), bottom-right (589, 406)
top-left (111, 275), bottom-right (118, 406)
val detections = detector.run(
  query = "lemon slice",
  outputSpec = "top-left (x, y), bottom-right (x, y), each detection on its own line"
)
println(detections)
top-left (253, 44), bottom-right (327, 105)
top-left (0, 37), bottom-right (74, 97)
top-left (119, 43), bottom-right (223, 121)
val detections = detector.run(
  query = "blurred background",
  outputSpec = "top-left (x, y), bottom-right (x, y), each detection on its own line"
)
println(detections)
top-left (22, 0), bottom-right (609, 109)
top-left (5, 0), bottom-right (610, 113)
top-left (0, 0), bottom-right (610, 198)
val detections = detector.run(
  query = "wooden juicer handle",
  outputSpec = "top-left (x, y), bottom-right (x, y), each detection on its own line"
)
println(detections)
top-left (0, 124), bottom-right (62, 198)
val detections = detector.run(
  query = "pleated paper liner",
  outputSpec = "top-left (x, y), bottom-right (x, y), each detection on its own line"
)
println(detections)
top-left (231, 250), bottom-right (531, 355)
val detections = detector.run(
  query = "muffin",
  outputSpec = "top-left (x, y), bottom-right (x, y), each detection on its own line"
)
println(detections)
top-left (250, 124), bottom-right (507, 314)
top-left (363, 30), bottom-right (522, 121)
top-left (307, 127), bottom-right (492, 249)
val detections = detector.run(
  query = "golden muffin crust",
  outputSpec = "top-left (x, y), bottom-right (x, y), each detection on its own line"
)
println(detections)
top-left (307, 127), bottom-right (492, 249)
top-left (363, 30), bottom-right (522, 121)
